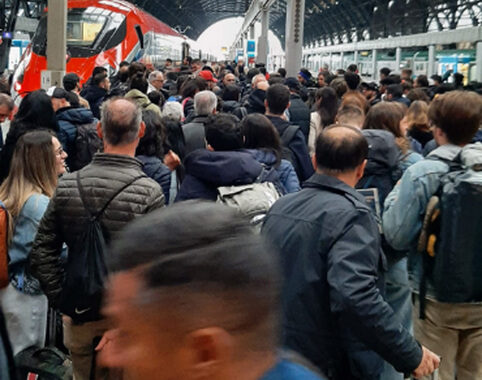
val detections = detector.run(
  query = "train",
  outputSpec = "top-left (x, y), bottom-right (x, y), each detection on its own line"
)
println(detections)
top-left (306, 49), bottom-right (477, 84)
top-left (11, 0), bottom-right (214, 99)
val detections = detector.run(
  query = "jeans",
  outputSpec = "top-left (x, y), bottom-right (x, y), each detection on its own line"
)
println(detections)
top-left (381, 257), bottom-right (413, 380)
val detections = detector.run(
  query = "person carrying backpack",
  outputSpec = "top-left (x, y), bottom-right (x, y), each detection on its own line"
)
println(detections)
top-left (264, 84), bottom-right (314, 183)
top-left (30, 98), bottom-right (165, 380)
top-left (383, 91), bottom-right (482, 380)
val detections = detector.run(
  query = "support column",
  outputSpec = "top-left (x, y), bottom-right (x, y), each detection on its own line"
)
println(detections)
top-left (44, 0), bottom-right (67, 89)
top-left (249, 24), bottom-right (255, 40)
top-left (354, 50), bottom-right (359, 67)
top-left (340, 52), bottom-right (344, 69)
top-left (285, 0), bottom-right (305, 76)
top-left (428, 44), bottom-right (435, 78)
top-left (395, 47), bottom-right (402, 71)
top-left (328, 52), bottom-right (333, 71)
top-left (476, 41), bottom-right (482, 82)
top-left (372, 49), bottom-right (377, 81)
top-left (257, 8), bottom-right (269, 65)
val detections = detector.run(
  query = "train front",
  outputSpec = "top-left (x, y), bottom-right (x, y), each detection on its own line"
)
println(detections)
top-left (11, 0), bottom-right (133, 100)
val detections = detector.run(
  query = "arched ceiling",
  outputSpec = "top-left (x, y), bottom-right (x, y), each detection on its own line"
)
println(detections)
top-left (130, 0), bottom-right (481, 47)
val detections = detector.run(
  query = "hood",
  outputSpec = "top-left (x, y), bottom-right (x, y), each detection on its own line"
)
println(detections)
top-left (243, 149), bottom-right (277, 166)
top-left (56, 107), bottom-right (95, 124)
top-left (362, 129), bottom-right (400, 174)
top-left (125, 89), bottom-right (151, 108)
top-left (222, 100), bottom-right (241, 112)
top-left (184, 149), bottom-right (262, 186)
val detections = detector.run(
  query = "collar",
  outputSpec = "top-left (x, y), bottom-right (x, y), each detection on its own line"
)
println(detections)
top-left (427, 143), bottom-right (462, 161)
top-left (91, 153), bottom-right (143, 169)
top-left (303, 173), bottom-right (366, 203)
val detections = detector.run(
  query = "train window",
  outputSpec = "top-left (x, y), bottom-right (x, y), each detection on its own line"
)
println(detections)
top-left (31, 7), bottom-right (126, 58)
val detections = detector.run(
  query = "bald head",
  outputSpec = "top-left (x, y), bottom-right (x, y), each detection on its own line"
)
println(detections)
top-left (223, 73), bottom-right (236, 87)
top-left (101, 98), bottom-right (142, 146)
top-left (315, 125), bottom-right (368, 174)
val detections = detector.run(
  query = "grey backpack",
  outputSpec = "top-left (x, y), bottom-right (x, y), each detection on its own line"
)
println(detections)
top-left (217, 168), bottom-right (281, 228)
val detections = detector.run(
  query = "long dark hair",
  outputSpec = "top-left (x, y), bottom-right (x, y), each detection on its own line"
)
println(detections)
top-left (314, 87), bottom-right (338, 128)
top-left (0, 90), bottom-right (58, 182)
top-left (241, 114), bottom-right (282, 165)
top-left (136, 110), bottom-right (165, 158)
top-left (15, 90), bottom-right (58, 131)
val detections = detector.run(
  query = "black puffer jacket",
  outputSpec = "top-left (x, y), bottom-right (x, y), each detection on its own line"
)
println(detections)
top-left (262, 173), bottom-right (422, 379)
top-left (30, 153), bottom-right (165, 304)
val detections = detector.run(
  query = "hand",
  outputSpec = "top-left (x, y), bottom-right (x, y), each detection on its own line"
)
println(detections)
top-left (95, 329), bottom-right (119, 352)
top-left (164, 150), bottom-right (181, 171)
top-left (412, 346), bottom-right (440, 379)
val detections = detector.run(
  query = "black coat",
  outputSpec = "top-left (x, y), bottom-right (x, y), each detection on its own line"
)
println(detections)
top-left (266, 115), bottom-right (314, 182)
top-left (261, 173), bottom-right (422, 379)
top-left (176, 149), bottom-right (262, 201)
top-left (81, 85), bottom-right (107, 119)
top-left (288, 93), bottom-right (311, 143)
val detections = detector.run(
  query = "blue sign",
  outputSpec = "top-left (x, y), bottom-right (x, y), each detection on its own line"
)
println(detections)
top-left (247, 40), bottom-right (255, 53)
top-left (2, 32), bottom-right (12, 39)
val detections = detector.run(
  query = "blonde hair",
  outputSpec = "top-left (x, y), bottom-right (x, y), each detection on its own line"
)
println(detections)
top-left (406, 100), bottom-right (430, 133)
top-left (0, 130), bottom-right (58, 240)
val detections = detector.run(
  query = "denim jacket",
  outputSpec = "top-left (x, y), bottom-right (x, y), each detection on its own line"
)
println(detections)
top-left (382, 144), bottom-right (462, 295)
top-left (8, 193), bottom-right (50, 295)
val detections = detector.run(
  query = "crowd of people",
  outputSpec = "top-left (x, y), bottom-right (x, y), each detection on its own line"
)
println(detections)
top-left (0, 55), bottom-right (481, 380)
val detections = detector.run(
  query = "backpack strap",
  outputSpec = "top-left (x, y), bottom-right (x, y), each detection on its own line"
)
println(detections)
top-left (280, 125), bottom-right (299, 147)
top-left (76, 172), bottom-right (146, 221)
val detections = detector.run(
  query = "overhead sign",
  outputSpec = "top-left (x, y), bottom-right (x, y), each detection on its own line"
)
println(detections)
top-left (246, 40), bottom-right (256, 53)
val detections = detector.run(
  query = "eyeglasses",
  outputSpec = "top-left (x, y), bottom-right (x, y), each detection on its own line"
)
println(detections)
top-left (55, 147), bottom-right (65, 156)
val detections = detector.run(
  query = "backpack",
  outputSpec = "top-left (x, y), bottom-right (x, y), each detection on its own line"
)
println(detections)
top-left (181, 122), bottom-right (206, 157)
top-left (280, 125), bottom-right (300, 175)
top-left (217, 167), bottom-right (281, 229)
top-left (58, 173), bottom-right (145, 323)
top-left (15, 346), bottom-right (72, 380)
top-left (0, 201), bottom-right (9, 289)
top-left (418, 144), bottom-right (482, 308)
top-left (72, 121), bottom-right (102, 171)
top-left (356, 130), bottom-right (402, 207)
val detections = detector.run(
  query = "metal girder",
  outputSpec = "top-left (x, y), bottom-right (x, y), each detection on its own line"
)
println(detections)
top-left (231, 0), bottom-right (279, 51)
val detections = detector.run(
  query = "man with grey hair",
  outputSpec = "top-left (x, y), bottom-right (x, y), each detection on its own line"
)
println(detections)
top-left (147, 70), bottom-right (169, 98)
top-left (0, 93), bottom-right (14, 148)
top-left (181, 90), bottom-right (218, 156)
top-left (30, 97), bottom-right (164, 380)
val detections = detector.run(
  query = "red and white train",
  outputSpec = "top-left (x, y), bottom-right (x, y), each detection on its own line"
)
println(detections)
top-left (11, 0), bottom-right (212, 98)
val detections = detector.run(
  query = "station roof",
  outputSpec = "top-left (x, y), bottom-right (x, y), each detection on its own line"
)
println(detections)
top-left (130, 0), bottom-right (481, 47)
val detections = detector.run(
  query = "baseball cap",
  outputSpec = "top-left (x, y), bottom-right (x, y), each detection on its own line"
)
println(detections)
top-left (198, 70), bottom-right (218, 83)
top-left (47, 86), bottom-right (69, 99)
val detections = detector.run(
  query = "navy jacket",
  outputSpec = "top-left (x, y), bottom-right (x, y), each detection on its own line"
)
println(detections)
top-left (56, 106), bottom-right (96, 168)
top-left (176, 149), bottom-right (262, 201)
top-left (288, 94), bottom-right (311, 143)
top-left (266, 115), bottom-right (314, 182)
top-left (262, 173), bottom-right (422, 379)
top-left (137, 155), bottom-right (171, 203)
top-left (81, 85), bottom-right (107, 119)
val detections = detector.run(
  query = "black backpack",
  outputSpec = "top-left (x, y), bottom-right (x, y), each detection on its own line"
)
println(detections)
top-left (15, 346), bottom-right (72, 380)
top-left (418, 145), bottom-right (482, 312)
top-left (280, 124), bottom-right (300, 177)
top-left (59, 172), bottom-right (145, 323)
top-left (72, 121), bottom-right (102, 171)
